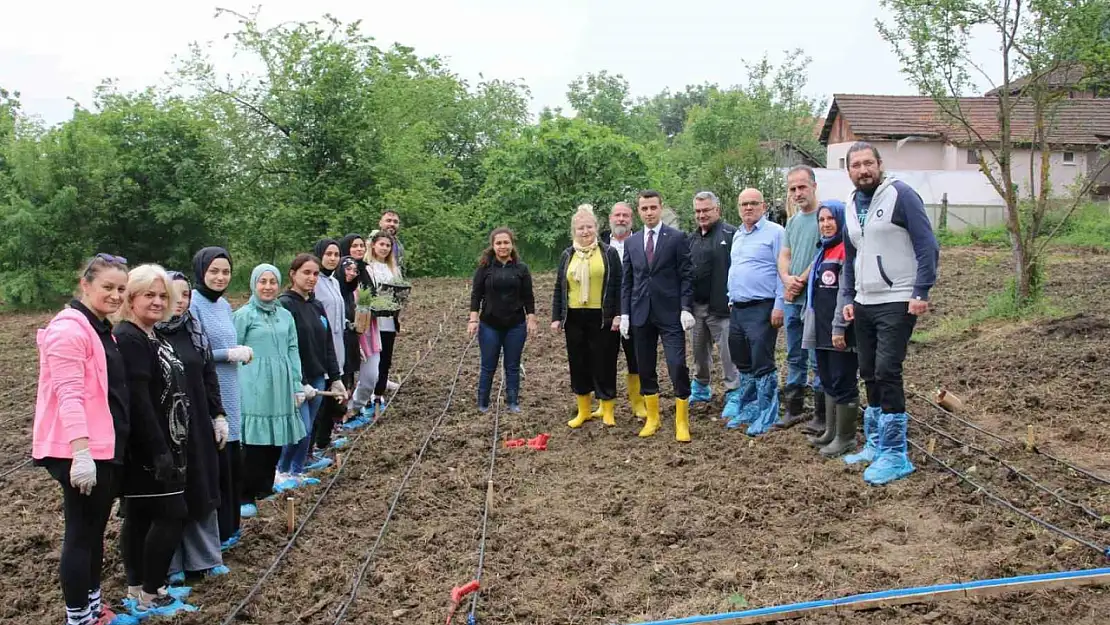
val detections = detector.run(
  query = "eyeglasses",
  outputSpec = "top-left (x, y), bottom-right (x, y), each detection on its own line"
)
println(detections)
top-left (739, 201), bottom-right (763, 207)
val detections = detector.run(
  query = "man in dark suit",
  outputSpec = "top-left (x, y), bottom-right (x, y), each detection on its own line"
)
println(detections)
top-left (620, 190), bottom-right (695, 442)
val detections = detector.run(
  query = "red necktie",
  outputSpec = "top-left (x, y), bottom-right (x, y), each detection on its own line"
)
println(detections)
top-left (646, 229), bottom-right (655, 264)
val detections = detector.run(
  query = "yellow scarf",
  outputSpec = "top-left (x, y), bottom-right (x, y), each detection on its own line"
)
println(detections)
top-left (571, 241), bottom-right (598, 304)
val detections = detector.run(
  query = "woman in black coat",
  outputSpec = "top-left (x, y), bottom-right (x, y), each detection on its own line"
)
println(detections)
top-left (157, 272), bottom-right (230, 580)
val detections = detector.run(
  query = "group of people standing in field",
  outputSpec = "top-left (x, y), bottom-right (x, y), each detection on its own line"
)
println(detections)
top-left (32, 213), bottom-right (409, 624)
top-left (470, 142), bottom-right (938, 491)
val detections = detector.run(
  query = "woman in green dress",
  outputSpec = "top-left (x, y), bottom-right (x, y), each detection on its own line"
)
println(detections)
top-left (233, 264), bottom-right (306, 518)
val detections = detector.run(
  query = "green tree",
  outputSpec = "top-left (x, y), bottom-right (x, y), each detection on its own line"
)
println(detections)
top-left (476, 116), bottom-right (652, 265)
top-left (878, 0), bottom-right (1110, 305)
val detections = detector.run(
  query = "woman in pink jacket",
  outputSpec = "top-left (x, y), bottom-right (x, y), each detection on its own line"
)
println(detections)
top-left (33, 254), bottom-right (131, 625)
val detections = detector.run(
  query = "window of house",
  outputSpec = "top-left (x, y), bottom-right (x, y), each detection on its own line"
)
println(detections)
top-left (838, 157), bottom-right (846, 169)
top-left (967, 149), bottom-right (979, 165)
top-left (1063, 151), bottom-right (1075, 165)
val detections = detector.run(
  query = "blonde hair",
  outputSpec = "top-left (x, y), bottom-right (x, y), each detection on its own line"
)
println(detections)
top-left (572, 204), bottom-right (598, 231)
top-left (117, 263), bottom-right (176, 324)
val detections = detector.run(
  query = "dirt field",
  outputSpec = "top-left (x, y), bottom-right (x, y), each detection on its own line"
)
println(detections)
top-left (1, 246), bottom-right (1108, 625)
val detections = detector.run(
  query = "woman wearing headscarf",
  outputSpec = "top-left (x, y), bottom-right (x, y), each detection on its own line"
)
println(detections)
top-left (188, 247), bottom-right (252, 539)
top-left (551, 205), bottom-right (623, 429)
top-left (34, 254), bottom-right (130, 625)
top-left (312, 239), bottom-right (347, 452)
top-left (113, 264), bottom-right (191, 616)
top-left (233, 264), bottom-right (305, 517)
top-left (158, 273), bottom-right (230, 581)
top-left (338, 256), bottom-right (364, 415)
top-left (339, 233), bottom-right (371, 289)
top-left (802, 200), bottom-right (860, 458)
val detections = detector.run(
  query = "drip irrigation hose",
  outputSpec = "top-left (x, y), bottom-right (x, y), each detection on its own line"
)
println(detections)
top-left (332, 333), bottom-right (477, 625)
top-left (909, 414), bottom-right (1106, 523)
top-left (467, 371), bottom-right (504, 622)
top-left (218, 318), bottom-right (450, 625)
top-left (909, 438), bottom-right (1110, 558)
top-left (0, 457), bottom-right (32, 481)
top-left (910, 390), bottom-right (1110, 486)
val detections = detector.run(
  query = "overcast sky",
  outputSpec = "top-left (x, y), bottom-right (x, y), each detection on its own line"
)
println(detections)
top-left (1, 0), bottom-right (1004, 126)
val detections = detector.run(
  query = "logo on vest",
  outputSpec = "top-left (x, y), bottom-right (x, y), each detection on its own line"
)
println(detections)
top-left (875, 208), bottom-right (884, 219)
top-left (821, 270), bottom-right (837, 286)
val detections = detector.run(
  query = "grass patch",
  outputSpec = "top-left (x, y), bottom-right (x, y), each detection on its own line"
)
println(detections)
top-left (913, 285), bottom-right (1064, 344)
top-left (938, 203), bottom-right (1110, 250)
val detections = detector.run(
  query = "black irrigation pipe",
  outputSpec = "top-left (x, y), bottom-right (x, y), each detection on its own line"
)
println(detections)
top-left (909, 438), bottom-right (1110, 558)
top-left (218, 318), bottom-right (451, 625)
top-left (331, 333), bottom-right (477, 625)
top-left (909, 390), bottom-right (1110, 487)
top-left (909, 413), bottom-right (1106, 523)
top-left (0, 457), bottom-right (32, 481)
top-left (467, 371), bottom-right (505, 622)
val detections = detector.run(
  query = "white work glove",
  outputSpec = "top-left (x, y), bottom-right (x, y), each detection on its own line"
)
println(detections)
top-left (329, 380), bottom-right (347, 398)
top-left (213, 416), bottom-right (229, 449)
top-left (69, 448), bottom-right (97, 496)
top-left (294, 392), bottom-right (306, 408)
top-left (619, 315), bottom-right (630, 340)
top-left (680, 310), bottom-right (695, 332)
top-left (227, 346), bottom-right (253, 364)
top-left (302, 384), bottom-right (318, 400)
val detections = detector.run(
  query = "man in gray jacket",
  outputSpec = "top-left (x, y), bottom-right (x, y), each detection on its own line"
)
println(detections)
top-left (838, 141), bottom-right (938, 486)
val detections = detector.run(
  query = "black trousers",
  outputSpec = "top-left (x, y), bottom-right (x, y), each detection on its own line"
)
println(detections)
top-left (619, 333), bottom-right (638, 374)
top-left (373, 330), bottom-right (397, 396)
top-left (314, 398), bottom-right (342, 450)
top-left (241, 444), bottom-right (283, 503)
top-left (632, 311), bottom-right (691, 399)
top-left (44, 460), bottom-right (119, 610)
top-left (216, 441), bottom-right (242, 542)
top-left (564, 308), bottom-right (618, 399)
top-left (815, 348), bottom-right (860, 405)
top-left (120, 495), bottom-right (187, 594)
top-left (854, 301), bottom-right (917, 413)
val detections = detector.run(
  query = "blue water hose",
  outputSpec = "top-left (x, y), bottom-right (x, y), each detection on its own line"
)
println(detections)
top-left (623, 567), bottom-right (1110, 625)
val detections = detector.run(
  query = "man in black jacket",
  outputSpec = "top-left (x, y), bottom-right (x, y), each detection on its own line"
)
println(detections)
top-left (687, 191), bottom-right (740, 418)
top-left (599, 202), bottom-right (647, 418)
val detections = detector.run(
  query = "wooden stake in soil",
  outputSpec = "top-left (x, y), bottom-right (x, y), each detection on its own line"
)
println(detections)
top-left (286, 496), bottom-right (296, 534)
top-left (335, 452), bottom-right (343, 470)
top-left (486, 479), bottom-right (494, 512)
top-left (927, 437), bottom-right (936, 455)
top-left (1026, 425), bottom-right (1036, 452)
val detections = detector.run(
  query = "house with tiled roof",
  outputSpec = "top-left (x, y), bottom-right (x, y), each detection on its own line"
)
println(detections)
top-left (819, 94), bottom-right (1110, 199)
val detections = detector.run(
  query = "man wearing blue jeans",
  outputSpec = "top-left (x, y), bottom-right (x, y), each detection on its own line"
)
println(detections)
top-left (839, 141), bottom-right (938, 485)
top-left (776, 165), bottom-right (823, 431)
top-left (726, 188), bottom-right (786, 436)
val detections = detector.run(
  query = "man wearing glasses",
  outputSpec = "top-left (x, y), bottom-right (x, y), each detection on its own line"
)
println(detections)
top-left (725, 188), bottom-right (786, 436)
top-left (686, 191), bottom-right (740, 419)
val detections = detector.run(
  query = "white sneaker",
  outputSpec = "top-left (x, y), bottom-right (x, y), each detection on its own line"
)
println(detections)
top-left (386, 379), bottom-right (400, 391)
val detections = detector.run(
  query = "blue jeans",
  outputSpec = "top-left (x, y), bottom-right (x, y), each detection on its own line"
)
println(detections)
top-left (478, 321), bottom-right (527, 406)
top-left (784, 302), bottom-right (820, 390)
top-left (278, 376), bottom-right (325, 475)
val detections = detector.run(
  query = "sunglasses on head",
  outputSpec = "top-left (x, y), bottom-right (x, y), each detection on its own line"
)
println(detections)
top-left (84, 253), bottom-right (128, 279)
top-left (167, 271), bottom-right (188, 281)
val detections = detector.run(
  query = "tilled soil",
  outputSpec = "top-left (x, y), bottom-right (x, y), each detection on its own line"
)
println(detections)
top-left (1, 248), bottom-right (1108, 625)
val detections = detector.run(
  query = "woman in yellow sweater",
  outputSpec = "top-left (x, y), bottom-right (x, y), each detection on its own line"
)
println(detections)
top-left (551, 205), bottom-right (624, 428)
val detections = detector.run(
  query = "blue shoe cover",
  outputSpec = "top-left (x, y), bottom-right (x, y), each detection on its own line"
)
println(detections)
top-left (107, 612), bottom-right (142, 625)
top-left (720, 389), bottom-right (741, 419)
top-left (743, 373), bottom-right (780, 437)
top-left (240, 503), bottom-right (258, 518)
top-left (844, 406), bottom-right (881, 465)
top-left (863, 412), bottom-right (915, 485)
top-left (331, 437), bottom-right (349, 449)
top-left (689, 380), bottom-right (712, 403)
top-left (129, 597), bottom-right (198, 618)
top-left (203, 565), bottom-right (230, 577)
top-left (167, 571), bottom-right (185, 585)
top-left (166, 586), bottom-right (192, 600)
top-left (299, 476), bottom-right (321, 486)
top-left (304, 456), bottom-right (333, 472)
top-left (220, 535), bottom-right (239, 552)
top-left (273, 478), bottom-right (300, 493)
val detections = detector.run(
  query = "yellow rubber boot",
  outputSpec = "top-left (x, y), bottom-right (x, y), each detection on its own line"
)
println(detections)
top-left (567, 395), bottom-right (595, 428)
top-left (628, 374), bottom-right (648, 419)
top-left (638, 394), bottom-right (661, 438)
top-left (675, 398), bottom-right (691, 442)
top-left (591, 402), bottom-right (603, 418)
top-left (601, 399), bottom-right (616, 426)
